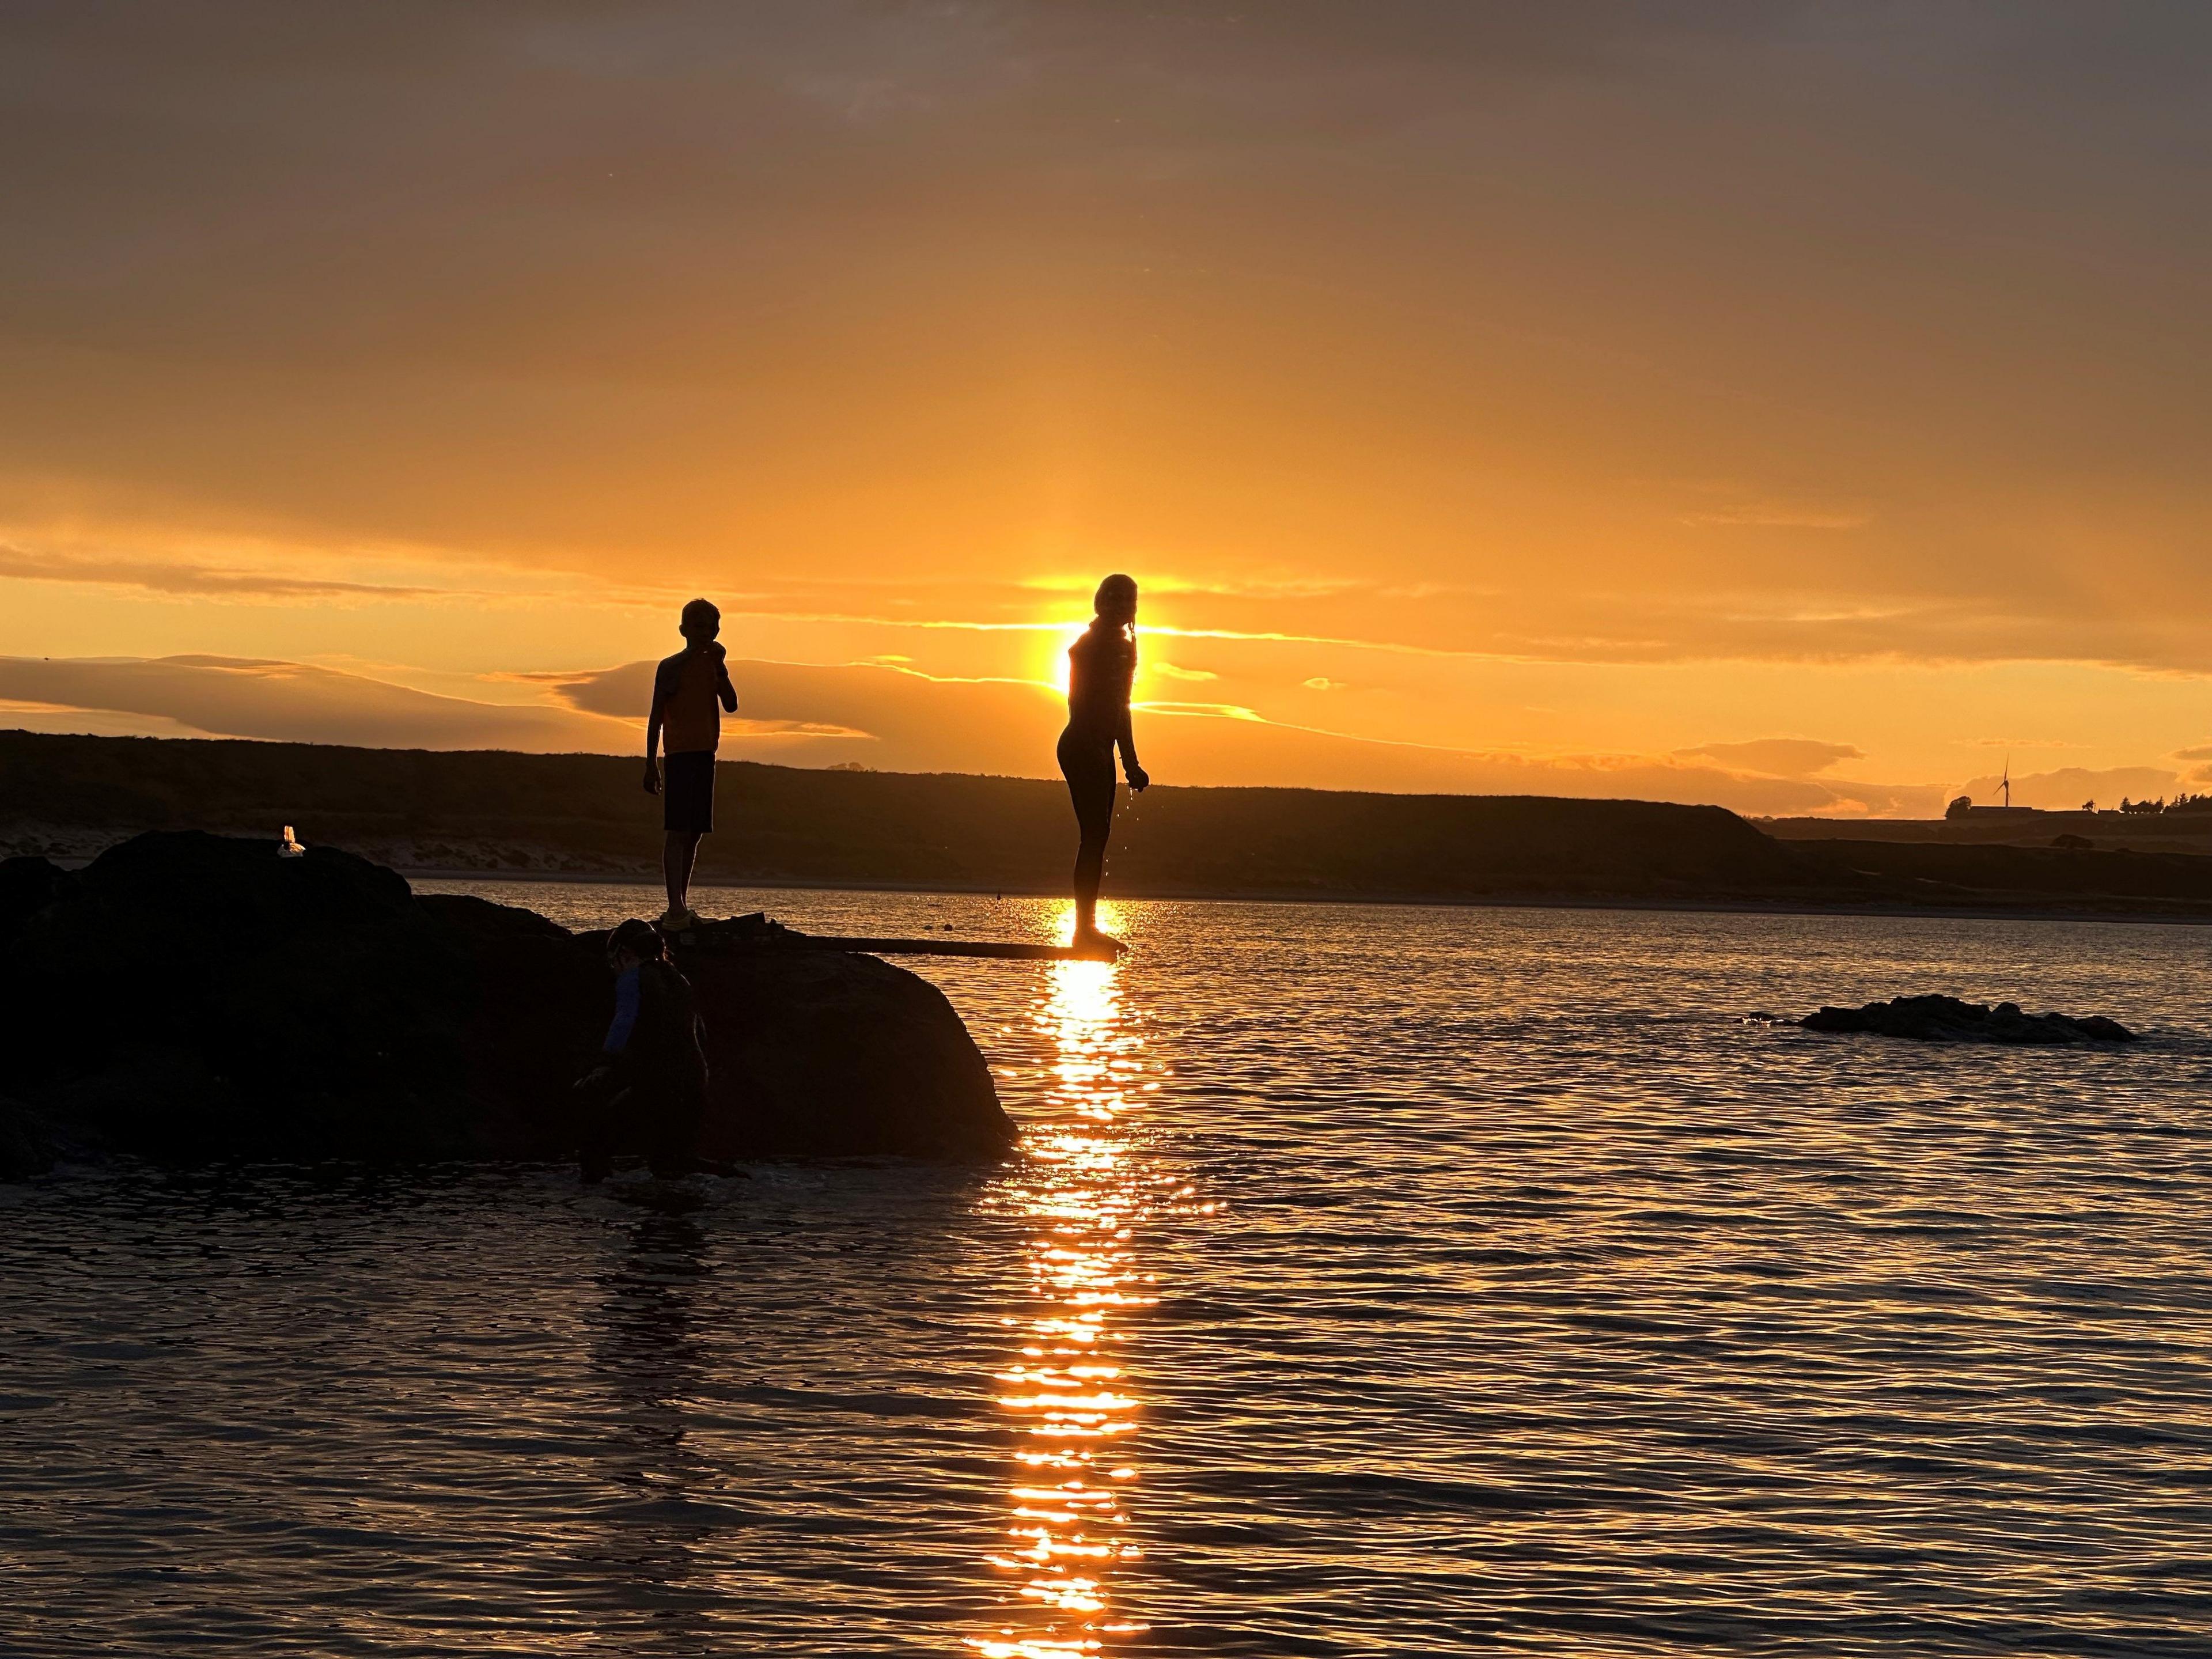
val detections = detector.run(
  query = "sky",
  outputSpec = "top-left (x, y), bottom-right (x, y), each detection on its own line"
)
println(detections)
top-left (2, 1), bottom-right (2209, 815)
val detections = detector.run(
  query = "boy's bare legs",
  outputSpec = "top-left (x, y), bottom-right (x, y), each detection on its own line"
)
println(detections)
top-left (664, 831), bottom-right (703, 919)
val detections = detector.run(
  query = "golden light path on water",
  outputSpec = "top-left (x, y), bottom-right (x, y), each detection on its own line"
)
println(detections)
top-left (972, 902), bottom-right (1160, 1659)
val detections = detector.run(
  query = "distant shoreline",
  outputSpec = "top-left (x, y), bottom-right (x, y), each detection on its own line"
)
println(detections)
top-left (17, 730), bottom-right (2212, 929)
top-left (41, 854), bottom-right (2212, 927)
top-left (395, 866), bottom-right (2212, 929)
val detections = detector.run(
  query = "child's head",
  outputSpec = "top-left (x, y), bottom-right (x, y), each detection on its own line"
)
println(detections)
top-left (1093, 573), bottom-right (1138, 627)
top-left (607, 918), bottom-right (665, 972)
top-left (680, 597), bottom-right (721, 645)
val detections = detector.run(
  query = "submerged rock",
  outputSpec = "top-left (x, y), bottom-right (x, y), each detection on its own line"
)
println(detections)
top-left (0, 831), bottom-right (1013, 1171)
top-left (1798, 994), bottom-right (2135, 1045)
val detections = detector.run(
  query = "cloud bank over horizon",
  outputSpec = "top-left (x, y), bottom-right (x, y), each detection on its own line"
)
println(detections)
top-left (2, 3), bottom-right (2207, 801)
top-left (0, 652), bottom-right (1988, 817)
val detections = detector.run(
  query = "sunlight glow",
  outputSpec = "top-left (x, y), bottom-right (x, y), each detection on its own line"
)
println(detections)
top-left (969, 948), bottom-right (1157, 1657)
top-left (1048, 621), bottom-right (1086, 699)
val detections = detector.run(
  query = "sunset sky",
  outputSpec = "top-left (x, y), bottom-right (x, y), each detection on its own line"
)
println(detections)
top-left (3, 2), bottom-right (2208, 814)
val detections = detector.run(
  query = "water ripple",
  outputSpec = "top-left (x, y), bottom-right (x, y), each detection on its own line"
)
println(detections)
top-left (5, 890), bottom-right (2211, 1654)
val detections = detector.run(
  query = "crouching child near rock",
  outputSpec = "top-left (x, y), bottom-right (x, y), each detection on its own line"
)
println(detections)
top-left (576, 919), bottom-right (710, 1181)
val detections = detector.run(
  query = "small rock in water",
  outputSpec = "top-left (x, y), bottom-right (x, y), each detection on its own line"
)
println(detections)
top-left (1797, 994), bottom-right (2135, 1045)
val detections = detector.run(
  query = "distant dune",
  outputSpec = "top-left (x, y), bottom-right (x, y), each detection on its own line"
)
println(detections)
top-left (9, 730), bottom-right (2212, 918)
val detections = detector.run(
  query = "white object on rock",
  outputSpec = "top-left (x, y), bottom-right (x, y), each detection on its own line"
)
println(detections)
top-left (278, 825), bottom-right (306, 859)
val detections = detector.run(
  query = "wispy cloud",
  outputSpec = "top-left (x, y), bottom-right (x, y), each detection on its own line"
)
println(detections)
top-left (1141, 701), bottom-right (1266, 722)
top-left (0, 545), bottom-right (448, 602)
top-left (1679, 504), bottom-right (1872, 531)
top-left (1020, 573), bottom-right (1368, 600)
top-left (0, 650), bottom-right (1976, 816)
top-left (1679, 738), bottom-right (1863, 778)
top-left (0, 654), bottom-right (628, 749)
top-left (686, 607), bottom-right (1531, 664)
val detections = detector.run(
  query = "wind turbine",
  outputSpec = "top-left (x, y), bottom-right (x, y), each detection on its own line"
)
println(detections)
top-left (2001, 755), bottom-right (2012, 810)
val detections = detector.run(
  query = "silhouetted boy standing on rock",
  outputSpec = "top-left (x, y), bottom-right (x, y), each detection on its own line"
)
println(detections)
top-left (644, 597), bottom-right (738, 930)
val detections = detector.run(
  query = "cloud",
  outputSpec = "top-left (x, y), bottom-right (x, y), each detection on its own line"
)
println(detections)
top-left (0, 650), bottom-right (2010, 816)
top-left (2, 0), bottom-right (2209, 687)
top-left (1679, 738), bottom-right (1863, 778)
top-left (0, 697), bottom-right (213, 741)
top-left (1024, 572), bottom-right (1369, 601)
top-left (540, 658), bottom-right (1066, 775)
top-left (0, 544), bottom-right (444, 602)
top-left (1150, 662), bottom-right (1218, 682)
top-left (1677, 504), bottom-right (1872, 531)
top-left (1783, 779), bottom-right (1949, 819)
top-left (0, 655), bottom-right (626, 751)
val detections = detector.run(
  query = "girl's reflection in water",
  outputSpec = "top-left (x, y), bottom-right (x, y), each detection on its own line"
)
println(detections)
top-left (975, 919), bottom-right (1157, 1659)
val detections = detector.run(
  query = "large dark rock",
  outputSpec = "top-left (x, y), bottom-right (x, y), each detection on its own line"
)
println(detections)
top-left (1798, 995), bottom-right (2136, 1044)
top-left (0, 832), bottom-right (1013, 1171)
top-left (673, 919), bottom-right (1010, 1160)
top-left (0, 854), bottom-right (78, 939)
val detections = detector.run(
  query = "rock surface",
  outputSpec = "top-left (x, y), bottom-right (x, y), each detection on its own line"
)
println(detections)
top-left (0, 853), bottom-right (78, 939)
top-left (0, 832), bottom-right (1013, 1172)
top-left (1797, 995), bottom-right (2136, 1044)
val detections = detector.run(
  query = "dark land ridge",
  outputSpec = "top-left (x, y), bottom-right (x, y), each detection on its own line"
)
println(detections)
top-left (0, 831), bottom-right (1012, 1179)
top-left (12, 729), bottom-right (2212, 917)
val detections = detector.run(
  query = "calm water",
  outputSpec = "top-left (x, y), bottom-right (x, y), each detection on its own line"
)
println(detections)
top-left (6, 887), bottom-right (2212, 1656)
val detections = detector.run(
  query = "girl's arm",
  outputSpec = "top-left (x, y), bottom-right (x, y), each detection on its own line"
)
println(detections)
top-left (1117, 706), bottom-right (1149, 791)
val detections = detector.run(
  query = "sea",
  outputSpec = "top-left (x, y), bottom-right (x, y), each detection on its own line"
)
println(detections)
top-left (5, 885), bottom-right (2211, 1657)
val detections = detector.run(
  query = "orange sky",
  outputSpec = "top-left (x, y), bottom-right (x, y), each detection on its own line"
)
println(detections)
top-left (3, 3), bottom-right (2209, 815)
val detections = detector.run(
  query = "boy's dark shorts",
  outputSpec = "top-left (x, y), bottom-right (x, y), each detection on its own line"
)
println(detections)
top-left (663, 751), bottom-right (717, 834)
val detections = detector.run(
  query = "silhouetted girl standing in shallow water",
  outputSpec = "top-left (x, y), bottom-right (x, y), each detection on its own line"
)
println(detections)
top-left (1059, 573), bottom-right (1150, 952)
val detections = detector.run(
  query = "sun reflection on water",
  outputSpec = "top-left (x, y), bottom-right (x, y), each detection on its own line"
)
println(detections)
top-left (973, 903), bottom-right (1155, 1658)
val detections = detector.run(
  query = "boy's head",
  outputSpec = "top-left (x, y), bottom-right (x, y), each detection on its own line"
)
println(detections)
top-left (680, 597), bottom-right (721, 644)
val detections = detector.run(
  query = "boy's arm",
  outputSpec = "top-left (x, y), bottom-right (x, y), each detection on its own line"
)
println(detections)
top-left (643, 660), bottom-right (672, 791)
top-left (711, 641), bottom-right (738, 713)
